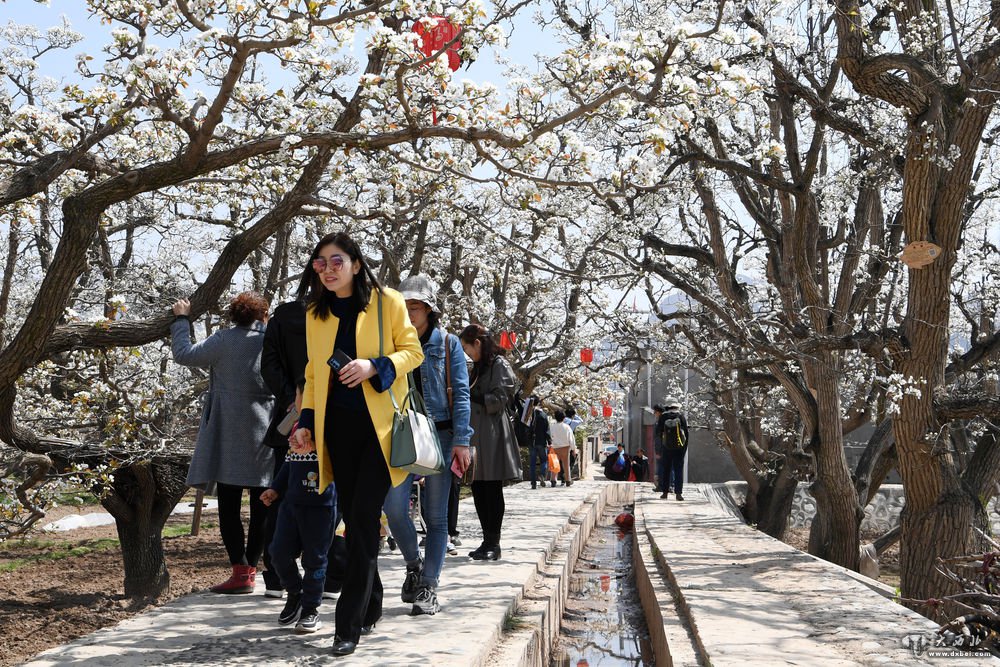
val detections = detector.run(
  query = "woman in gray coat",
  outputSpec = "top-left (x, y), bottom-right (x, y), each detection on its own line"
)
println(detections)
top-left (459, 324), bottom-right (522, 561)
top-left (171, 292), bottom-right (274, 594)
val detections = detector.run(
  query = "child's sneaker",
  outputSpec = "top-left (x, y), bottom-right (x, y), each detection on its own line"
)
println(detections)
top-left (278, 591), bottom-right (302, 626)
top-left (295, 608), bottom-right (322, 633)
top-left (410, 585), bottom-right (440, 616)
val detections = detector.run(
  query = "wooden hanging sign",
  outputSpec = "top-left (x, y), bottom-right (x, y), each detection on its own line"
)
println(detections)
top-left (900, 241), bottom-right (942, 269)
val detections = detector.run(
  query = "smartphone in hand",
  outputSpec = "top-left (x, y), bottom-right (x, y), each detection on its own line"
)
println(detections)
top-left (276, 406), bottom-right (299, 436)
top-left (327, 348), bottom-right (353, 373)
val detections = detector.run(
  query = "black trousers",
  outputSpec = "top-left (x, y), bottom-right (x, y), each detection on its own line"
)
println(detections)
top-left (448, 476), bottom-right (460, 538)
top-left (216, 481), bottom-right (268, 567)
top-left (666, 448), bottom-right (687, 495)
top-left (327, 405), bottom-right (389, 643)
top-left (262, 448), bottom-right (347, 592)
top-left (470, 480), bottom-right (504, 546)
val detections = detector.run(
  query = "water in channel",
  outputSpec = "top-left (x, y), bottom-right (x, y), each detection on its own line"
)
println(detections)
top-left (551, 504), bottom-right (654, 666)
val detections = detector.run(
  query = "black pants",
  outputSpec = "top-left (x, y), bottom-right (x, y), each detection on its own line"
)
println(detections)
top-left (471, 480), bottom-right (504, 546)
top-left (262, 448), bottom-right (347, 592)
top-left (216, 481), bottom-right (268, 567)
top-left (327, 406), bottom-right (389, 644)
top-left (665, 448), bottom-right (687, 495)
top-left (448, 475), bottom-right (460, 538)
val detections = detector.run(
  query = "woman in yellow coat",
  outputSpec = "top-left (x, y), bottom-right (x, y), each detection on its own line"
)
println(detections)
top-left (291, 232), bottom-right (423, 656)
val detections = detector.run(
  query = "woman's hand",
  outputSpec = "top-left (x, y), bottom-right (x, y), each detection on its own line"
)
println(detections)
top-left (339, 359), bottom-right (376, 388)
top-left (260, 489), bottom-right (279, 506)
top-left (172, 298), bottom-right (191, 317)
top-left (290, 427), bottom-right (315, 453)
top-left (452, 445), bottom-right (472, 475)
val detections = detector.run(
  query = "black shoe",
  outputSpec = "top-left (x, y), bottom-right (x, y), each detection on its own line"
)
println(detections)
top-left (278, 591), bottom-right (302, 626)
top-left (360, 620), bottom-right (377, 635)
top-left (295, 608), bottom-right (322, 634)
top-left (401, 559), bottom-right (422, 603)
top-left (660, 492), bottom-right (669, 499)
top-left (470, 543), bottom-right (501, 561)
top-left (676, 493), bottom-right (684, 501)
top-left (530, 483), bottom-right (537, 489)
top-left (331, 638), bottom-right (357, 656)
top-left (550, 480), bottom-right (556, 487)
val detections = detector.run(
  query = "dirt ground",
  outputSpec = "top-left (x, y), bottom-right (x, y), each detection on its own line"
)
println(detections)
top-left (0, 503), bottom-right (230, 667)
top-left (781, 525), bottom-right (902, 589)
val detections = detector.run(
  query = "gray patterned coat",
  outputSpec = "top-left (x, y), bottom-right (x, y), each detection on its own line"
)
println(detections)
top-left (469, 356), bottom-right (522, 482)
top-left (171, 318), bottom-right (274, 494)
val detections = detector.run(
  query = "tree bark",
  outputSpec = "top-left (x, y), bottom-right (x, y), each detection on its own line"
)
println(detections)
top-left (101, 461), bottom-right (190, 600)
top-left (806, 353), bottom-right (862, 570)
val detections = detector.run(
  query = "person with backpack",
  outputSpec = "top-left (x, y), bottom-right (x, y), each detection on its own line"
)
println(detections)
top-left (657, 398), bottom-right (690, 500)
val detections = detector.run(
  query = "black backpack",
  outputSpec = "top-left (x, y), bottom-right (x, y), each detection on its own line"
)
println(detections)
top-left (661, 414), bottom-right (686, 449)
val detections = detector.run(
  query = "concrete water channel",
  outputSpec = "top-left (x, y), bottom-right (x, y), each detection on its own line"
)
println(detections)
top-left (550, 503), bottom-right (654, 666)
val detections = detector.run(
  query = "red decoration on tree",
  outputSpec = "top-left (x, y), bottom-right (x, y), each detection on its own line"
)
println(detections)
top-left (590, 405), bottom-right (599, 417)
top-left (499, 330), bottom-right (517, 351)
top-left (603, 404), bottom-right (613, 418)
top-left (413, 15), bottom-right (462, 71)
top-left (580, 347), bottom-right (593, 365)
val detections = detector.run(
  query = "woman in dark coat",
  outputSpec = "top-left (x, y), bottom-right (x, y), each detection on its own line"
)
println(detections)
top-left (459, 324), bottom-right (522, 561)
top-left (171, 292), bottom-right (274, 594)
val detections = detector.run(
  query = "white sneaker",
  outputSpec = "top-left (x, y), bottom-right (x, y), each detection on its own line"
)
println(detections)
top-left (446, 541), bottom-right (458, 555)
top-left (264, 588), bottom-right (284, 599)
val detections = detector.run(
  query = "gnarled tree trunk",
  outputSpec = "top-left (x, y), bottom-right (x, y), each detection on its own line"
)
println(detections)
top-left (101, 460), bottom-right (190, 600)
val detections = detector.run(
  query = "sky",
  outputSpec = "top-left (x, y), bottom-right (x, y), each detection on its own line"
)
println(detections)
top-left (0, 1), bottom-right (558, 96)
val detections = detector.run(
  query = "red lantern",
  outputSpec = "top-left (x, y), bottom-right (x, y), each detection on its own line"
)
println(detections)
top-left (580, 348), bottom-right (593, 366)
top-left (577, 661), bottom-right (590, 667)
top-left (413, 15), bottom-right (462, 71)
top-left (603, 404), bottom-right (613, 418)
top-left (590, 406), bottom-right (598, 417)
top-left (499, 330), bottom-right (517, 351)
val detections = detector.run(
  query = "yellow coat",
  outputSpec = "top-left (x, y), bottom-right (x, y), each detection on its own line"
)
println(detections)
top-left (301, 287), bottom-right (424, 493)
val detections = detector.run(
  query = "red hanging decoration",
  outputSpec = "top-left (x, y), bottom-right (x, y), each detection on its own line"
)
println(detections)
top-left (412, 16), bottom-right (462, 125)
top-left (602, 401), bottom-right (613, 418)
top-left (580, 347), bottom-right (593, 366)
top-left (413, 15), bottom-right (462, 71)
top-left (499, 330), bottom-right (517, 351)
top-left (590, 405), bottom-right (599, 417)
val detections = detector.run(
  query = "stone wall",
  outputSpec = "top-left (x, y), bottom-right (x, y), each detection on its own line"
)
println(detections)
top-left (787, 483), bottom-right (1000, 535)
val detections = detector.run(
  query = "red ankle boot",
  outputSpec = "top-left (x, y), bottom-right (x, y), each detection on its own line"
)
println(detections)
top-left (210, 565), bottom-right (256, 594)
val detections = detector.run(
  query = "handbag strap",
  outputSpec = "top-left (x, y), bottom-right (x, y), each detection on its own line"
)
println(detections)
top-left (444, 332), bottom-right (454, 416)
top-left (379, 290), bottom-right (424, 415)
top-left (379, 291), bottom-right (404, 413)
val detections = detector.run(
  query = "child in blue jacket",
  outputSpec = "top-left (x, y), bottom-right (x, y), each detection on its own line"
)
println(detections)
top-left (261, 382), bottom-right (335, 634)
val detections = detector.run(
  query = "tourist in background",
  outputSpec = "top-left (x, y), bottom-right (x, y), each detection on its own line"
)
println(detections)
top-left (460, 324), bottom-right (522, 560)
top-left (171, 292), bottom-right (274, 595)
top-left (550, 410), bottom-right (574, 487)
top-left (527, 402), bottom-right (551, 489)
top-left (657, 398), bottom-right (690, 500)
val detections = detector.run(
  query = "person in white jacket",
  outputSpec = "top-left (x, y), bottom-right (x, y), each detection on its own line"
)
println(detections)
top-left (550, 410), bottom-right (575, 487)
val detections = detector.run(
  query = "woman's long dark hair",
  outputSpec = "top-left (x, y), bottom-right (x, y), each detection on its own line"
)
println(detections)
top-left (459, 323), bottom-right (504, 374)
top-left (304, 231), bottom-right (382, 319)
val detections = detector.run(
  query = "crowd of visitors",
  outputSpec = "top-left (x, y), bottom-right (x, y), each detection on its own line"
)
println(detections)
top-left (169, 231), bottom-right (596, 657)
